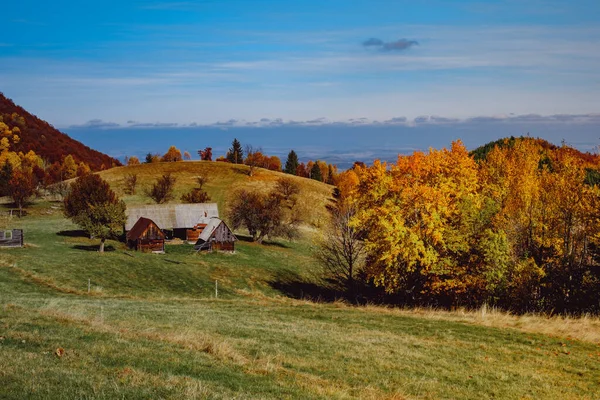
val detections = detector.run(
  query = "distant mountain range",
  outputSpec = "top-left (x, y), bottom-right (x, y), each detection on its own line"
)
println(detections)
top-left (0, 93), bottom-right (120, 170)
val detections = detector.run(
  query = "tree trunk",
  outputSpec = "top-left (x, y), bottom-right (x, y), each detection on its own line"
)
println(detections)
top-left (99, 238), bottom-right (105, 253)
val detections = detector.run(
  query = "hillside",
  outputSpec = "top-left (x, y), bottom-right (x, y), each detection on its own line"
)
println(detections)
top-left (0, 92), bottom-right (120, 170)
top-left (97, 160), bottom-right (334, 227)
top-left (1, 204), bottom-right (599, 398)
top-left (470, 136), bottom-right (599, 165)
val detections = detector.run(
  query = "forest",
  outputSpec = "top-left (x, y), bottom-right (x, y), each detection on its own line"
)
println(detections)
top-left (331, 138), bottom-right (600, 314)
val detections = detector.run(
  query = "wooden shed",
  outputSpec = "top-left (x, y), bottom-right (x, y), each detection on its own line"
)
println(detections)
top-left (194, 218), bottom-right (237, 252)
top-left (126, 217), bottom-right (166, 253)
top-left (0, 229), bottom-right (23, 248)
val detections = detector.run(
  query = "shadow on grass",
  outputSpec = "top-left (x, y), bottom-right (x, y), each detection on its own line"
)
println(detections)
top-left (72, 244), bottom-right (116, 252)
top-left (269, 269), bottom-right (400, 306)
top-left (236, 234), bottom-right (291, 249)
top-left (57, 230), bottom-right (88, 238)
top-left (269, 269), bottom-right (346, 303)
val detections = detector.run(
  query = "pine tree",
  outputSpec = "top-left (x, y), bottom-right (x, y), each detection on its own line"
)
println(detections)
top-left (227, 138), bottom-right (244, 164)
top-left (310, 161), bottom-right (322, 182)
top-left (284, 150), bottom-right (299, 175)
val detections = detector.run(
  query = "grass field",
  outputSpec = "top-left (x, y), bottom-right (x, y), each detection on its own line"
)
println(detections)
top-left (1, 165), bottom-right (600, 399)
top-left (97, 161), bottom-right (333, 227)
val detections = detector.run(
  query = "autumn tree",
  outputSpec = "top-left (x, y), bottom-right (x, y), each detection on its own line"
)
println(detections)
top-left (127, 156), bottom-right (140, 166)
top-left (183, 151), bottom-right (191, 160)
top-left (8, 170), bottom-right (36, 216)
top-left (353, 141), bottom-right (507, 306)
top-left (315, 202), bottom-right (366, 293)
top-left (227, 138), bottom-right (244, 164)
top-left (284, 150), bottom-right (299, 175)
top-left (146, 173), bottom-right (176, 204)
top-left (244, 145), bottom-right (262, 176)
top-left (77, 162), bottom-right (91, 177)
top-left (296, 163), bottom-right (308, 178)
top-left (162, 146), bottom-right (182, 162)
top-left (275, 177), bottom-right (300, 202)
top-left (62, 155), bottom-right (78, 179)
top-left (123, 173), bottom-right (138, 195)
top-left (0, 160), bottom-right (13, 196)
top-left (181, 176), bottom-right (211, 203)
top-left (198, 147), bottom-right (213, 161)
top-left (228, 189), bottom-right (299, 243)
top-left (63, 174), bottom-right (127, 253)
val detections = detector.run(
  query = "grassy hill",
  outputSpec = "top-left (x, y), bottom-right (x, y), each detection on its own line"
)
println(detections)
top-left (98, 160), bottom-right (335, 227)
top-left (1, 165), bottom-right (599, 398)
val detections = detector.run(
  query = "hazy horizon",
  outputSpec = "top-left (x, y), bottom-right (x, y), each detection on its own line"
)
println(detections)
top-left (66, 117), bottom-right (600, 169)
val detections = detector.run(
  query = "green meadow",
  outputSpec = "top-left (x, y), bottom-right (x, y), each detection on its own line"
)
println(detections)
top-left (1, 163), bottom-right (599, 399)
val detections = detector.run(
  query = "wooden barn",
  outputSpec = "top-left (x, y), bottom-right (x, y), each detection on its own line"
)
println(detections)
top-left (125, 204), bottom-right (219, 242)
top-left (0, 229), bottom-right (23, 248)
top-left (126, 217), bottom-right (166, 253)
top-left (194, 218), bottom-right (237, 252)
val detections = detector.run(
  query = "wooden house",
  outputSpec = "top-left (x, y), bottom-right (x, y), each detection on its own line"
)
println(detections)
top-left (126, 217), bottom-right (166, 253)
top-left (194, 218), bottom-right (237, 252)
top-left (125, 204), bottom-right (218, 242)
top-left (0, 229), bottom-right (23, 248)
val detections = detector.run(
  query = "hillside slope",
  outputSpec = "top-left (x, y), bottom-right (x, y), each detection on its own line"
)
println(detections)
top-left (98, 160), bottom-right (334, 227)
top-left (0, 92), bottom-right (120, 170)
top-left (0, 208), bottom-right (599, 399)
top-left (470, 136), bottom-right (599, 164)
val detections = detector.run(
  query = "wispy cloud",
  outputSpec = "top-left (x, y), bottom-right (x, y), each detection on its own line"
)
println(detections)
top-left (69, 119), bottom-right (120, 129)
top-left (363, 37), bottom-right (418, 51)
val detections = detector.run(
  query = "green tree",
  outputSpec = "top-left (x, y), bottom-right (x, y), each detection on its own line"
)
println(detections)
top-left (284, 150), bottom-right (299, 175)
top-left (227, 138), bottom-right (244, 164)
top-left (63, 174), bottom-right (126, 253)
top-left (310, 161), bottom-right (322, 182)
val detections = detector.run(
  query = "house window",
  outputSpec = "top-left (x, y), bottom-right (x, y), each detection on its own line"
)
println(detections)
top-left (4, 231), bottom-right (12, 240)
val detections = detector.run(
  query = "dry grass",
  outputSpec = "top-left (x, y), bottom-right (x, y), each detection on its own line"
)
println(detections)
top-left (98, 161), bottom-right (333, 227)
top-left (358, 303), bottom-right (600, 344)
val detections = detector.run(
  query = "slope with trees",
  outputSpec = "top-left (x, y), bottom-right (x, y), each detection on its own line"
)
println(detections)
top-left (0, 92), bottom-right (120, 170)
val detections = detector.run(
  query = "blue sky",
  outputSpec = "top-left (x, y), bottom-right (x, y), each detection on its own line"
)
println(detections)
top-left (1, 0), bottom-right (600, 161)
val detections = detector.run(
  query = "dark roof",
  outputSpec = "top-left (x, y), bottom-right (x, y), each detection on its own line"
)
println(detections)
top-left (126, 217), bottom-right (165, 240)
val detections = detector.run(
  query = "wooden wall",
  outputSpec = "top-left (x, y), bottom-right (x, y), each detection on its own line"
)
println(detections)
top-left (0, 229), bottom-right (23, 248)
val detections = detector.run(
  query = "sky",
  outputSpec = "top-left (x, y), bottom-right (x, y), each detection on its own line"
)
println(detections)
top-left (1, 0), bottom-right (600, 164)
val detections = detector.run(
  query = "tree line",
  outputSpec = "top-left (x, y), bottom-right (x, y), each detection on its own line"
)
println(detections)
top-left (321, 138), bottom-right (600, 314)
top-left (125, 138), bottom-right (338, 183)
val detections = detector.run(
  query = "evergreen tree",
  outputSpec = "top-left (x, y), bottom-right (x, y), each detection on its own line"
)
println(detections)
top-left (227, 138), bottom-right (244, 164)
top-left (284, 150), bottom-right (299, 175)
top-left (310, 161), bottom-right (323, 182)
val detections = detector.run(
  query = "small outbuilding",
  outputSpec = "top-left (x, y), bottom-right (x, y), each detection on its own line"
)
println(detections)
top-left (126, 217), bottom-right (166, 253)
top-left (194, 218), bottom-right (237, 252)
top-left (0, 229), bottom-right (23, 248)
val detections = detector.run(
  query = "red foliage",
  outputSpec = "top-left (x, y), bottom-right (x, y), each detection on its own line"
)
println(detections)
top-left (0, 93), bottom-right (121, 171)
top-left (198, 147), bottom-right (213, 161)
